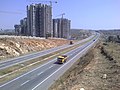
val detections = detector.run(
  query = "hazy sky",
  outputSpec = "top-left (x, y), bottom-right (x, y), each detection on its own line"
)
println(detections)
top-left (0, 0), bottom-right (120, 30)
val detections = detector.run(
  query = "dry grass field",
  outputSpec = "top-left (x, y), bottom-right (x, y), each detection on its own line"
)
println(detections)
top-left (49, 41), bottom-right (120, 90)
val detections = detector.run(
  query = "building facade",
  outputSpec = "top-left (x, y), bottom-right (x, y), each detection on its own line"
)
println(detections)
top-left (53, 18), bottom-right (71, 39)
top-left (14, 25), bottom-right (21, 36)
top-left (27, 4), bottom-right (36, 36)
top-left (20, 18), bottom-right (27, 36)
top-left (14, 3), bottom-right (71, 39)
top-left (53, 19), bottom-right (59, 37)
top-left (27, 4), bottom-right (52, 37)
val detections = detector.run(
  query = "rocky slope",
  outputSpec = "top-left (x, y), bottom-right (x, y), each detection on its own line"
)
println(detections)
top-left (0, 37), bottom-right (69, 60)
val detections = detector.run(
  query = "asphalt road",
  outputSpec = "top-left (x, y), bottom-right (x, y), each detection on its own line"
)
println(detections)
top-left (0, 35), bottom-right (95, 70)
top-left (0, 33), bottom-right (99, 90)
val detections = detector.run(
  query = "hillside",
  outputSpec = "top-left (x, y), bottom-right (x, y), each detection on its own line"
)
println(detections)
top-left (49, 30), bottom-right (120, 90)
top-left (49, 41), bottom-right (120, 90)
top-left (0, 37), bottom-right (69, 61)
top-left (71, 29), bottom-right (92, 40)
top-left (0, 29), bottom-right (93, 61)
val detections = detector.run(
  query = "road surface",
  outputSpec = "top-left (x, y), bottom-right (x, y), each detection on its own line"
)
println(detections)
top-left (0, 33), bottom-right (99, 90)
top-left (0, 35), bottom-right (95, 70)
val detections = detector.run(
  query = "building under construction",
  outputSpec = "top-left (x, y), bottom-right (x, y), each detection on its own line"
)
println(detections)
top-left (53, 18), bottom-right (71, 39)
top-left (14, 3), bottom-right (71, 39)
top-left (27, 3), bottom-right (52, 37)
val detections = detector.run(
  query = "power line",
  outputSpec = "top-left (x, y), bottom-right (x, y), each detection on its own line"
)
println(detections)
top-left (0, 10), bottom-right (23, 14)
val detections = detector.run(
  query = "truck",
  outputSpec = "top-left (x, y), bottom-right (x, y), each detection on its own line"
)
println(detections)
top-left (57, 55), bottom-right (67, 64)
top-left (70, 40), bottom-right (73, 45)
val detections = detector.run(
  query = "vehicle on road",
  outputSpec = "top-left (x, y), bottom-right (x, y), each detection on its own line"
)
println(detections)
top-left (70, 40), bottom-right (73, 45)
top-left (57, 55), bottom-right (67, 64)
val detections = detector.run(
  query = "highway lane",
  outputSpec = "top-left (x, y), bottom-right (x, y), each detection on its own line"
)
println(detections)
top-left (32, 37), bottom-right (99, 90)
top-left (0, 34), bottom-right (99, 90)
top-left (0, 34), bottom-right (95, 70)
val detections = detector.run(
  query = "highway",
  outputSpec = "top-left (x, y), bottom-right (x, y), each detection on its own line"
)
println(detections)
top-left (0, 33), bottom-right (99, 90)
top-left (0, 35), bottom-right (95, 70)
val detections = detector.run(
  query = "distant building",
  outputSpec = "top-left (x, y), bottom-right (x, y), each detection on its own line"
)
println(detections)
top-left (14, 3), bottom-right (71, 39)
top-left (53, 19), bottom-right (59, 37)
top-left (27, 4), bottom-right (52, 37)
top-left (53, 18), bottom-right (71, 39)
top-left (27, 4), bottom-right (36, 36)
top-left (62, 18), bottom-right (71, 39)
top-left (20, 18), bottom-right (27, 36)
top-left (14, 25), bottom-right (21, 36)
top-left (14, 18), bottom-right (27, 36)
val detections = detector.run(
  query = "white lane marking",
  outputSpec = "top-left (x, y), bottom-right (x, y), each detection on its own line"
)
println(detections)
top-left (0, 44), bottom-right (67, 65)
top-left (32, 51), bottom-right (83, 90)
top-left (44, 65), bottom-right (54, 72)
top-left (0, 58), bottom-right (56, 88)
top-left (49, 65), bottom-right (54, 69)
top-left (0, 35), bottom-right (95, 69)
top-left (0, 35), bottom-right (94, 65)
top-left (0, 35), bottom-right (97, 88)
top-left (0, 63), bottom-right (5, 67)
top-left (20, 80), bottom-right (30, 86)
top-left (37, 72), bottom-right (43, 76)
top-left (0, 45), bottom-right (68, 70)
top-left (37, 65), bottom-right (54, 76)
top-left (32, 37), bottom-right (98, 90)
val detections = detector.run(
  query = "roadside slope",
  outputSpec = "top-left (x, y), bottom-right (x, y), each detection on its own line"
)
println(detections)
top-left (0, 38), bottom-right (69, 60)
top-left (49, 42), bottom-right (120, 90)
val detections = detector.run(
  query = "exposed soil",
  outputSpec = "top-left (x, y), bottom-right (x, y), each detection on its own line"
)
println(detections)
top-left (0, 38), bottom-right (69, 60)
top-left (49, 42), bottom-right (120, 90)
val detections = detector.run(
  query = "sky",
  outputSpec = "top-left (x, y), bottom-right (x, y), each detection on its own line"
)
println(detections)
top-left (0, 0), bottom-right (120, 30)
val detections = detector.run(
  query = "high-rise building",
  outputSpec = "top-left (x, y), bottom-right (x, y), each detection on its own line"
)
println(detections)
top-left (14, 3), bottom-right (71, 39)
top-left (53, 19), bottom-right (59, 37)
top-left (20, 17), bottom-right (27, 36)
top-left (27, 4), bottom-right (36, 36)
top-left (14, 25), bottom-right (21, 36)
top-left (27, 3), bottom-right (52, 37)
top-left (62, 19), bottom-right (71, 39)
top-left (53, 18), bottom-right (71, 39)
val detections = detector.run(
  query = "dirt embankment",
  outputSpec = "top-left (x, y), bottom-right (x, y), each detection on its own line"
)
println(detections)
top-left (49, 42), bottom-right (120, 90)
top-left (0, 38), bottom-right (69, 60)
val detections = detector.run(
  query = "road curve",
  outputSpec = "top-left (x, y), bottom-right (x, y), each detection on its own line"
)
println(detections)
top-left (0, 35), bottom-right (95, 70)
top-left (0, 33), bottom-right (100, 90)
